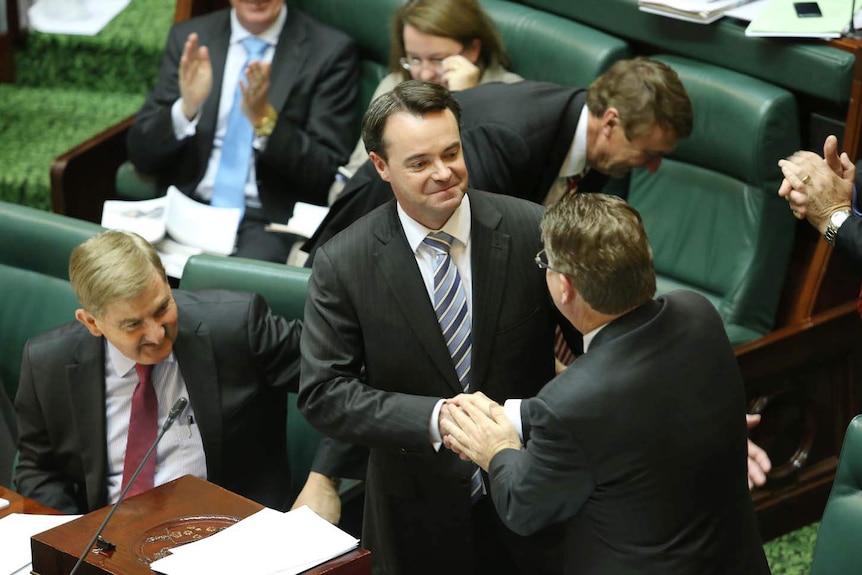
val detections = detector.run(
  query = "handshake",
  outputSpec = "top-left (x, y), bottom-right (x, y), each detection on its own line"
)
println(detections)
top-left (439, 392), bottom-right (522, 472)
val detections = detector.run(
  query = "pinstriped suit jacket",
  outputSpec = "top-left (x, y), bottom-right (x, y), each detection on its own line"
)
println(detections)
top-left (299, 190), bottom-right (561, 575)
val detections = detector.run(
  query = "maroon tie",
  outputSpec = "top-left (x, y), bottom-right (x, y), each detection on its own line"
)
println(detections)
top-left (121, 363), bottom-right (158, 497)
top-left (566, 173), bottom-right (582, 195)
top-left (554, 325), bottom-right (576, 367)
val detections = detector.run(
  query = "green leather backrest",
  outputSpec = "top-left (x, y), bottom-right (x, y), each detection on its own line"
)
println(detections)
top-left (179, 255), bottom-right (316, 492)
top-left (0, 201), bottom-right (103, 280)
top-left (518, 0), bottom-right (853, 105)
top-left (0, 264), bottom-right (81, 401)
top-left (810, 414), bottom-right (862, 575)
top-left (481, 0), bottom-right (631, 86)
top-left (624, 55), bottom-right (799, 346)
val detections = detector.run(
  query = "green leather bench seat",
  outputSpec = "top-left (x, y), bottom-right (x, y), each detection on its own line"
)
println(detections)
top-left (0, 201), bottom-right (103, 279)
top-left (518, 0), bottom-right (854, 105)
top-left (482, 0), bottom-right (631, 85)
top-left (0, 265), bottom-right (81, 401)
top-left (622, 55), bottom-right (800, 346)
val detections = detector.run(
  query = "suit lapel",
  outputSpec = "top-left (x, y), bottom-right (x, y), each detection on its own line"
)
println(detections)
top-left (67, 337), bottom-right (109, 511)
top-left (172, 307), bottom-right (223, 482)
top-left (267, 11), bottom-right (306, 115)
top-left (373, 204), bottom-right (464, 395)
top-left (468, 192), bottom-right (508, 392)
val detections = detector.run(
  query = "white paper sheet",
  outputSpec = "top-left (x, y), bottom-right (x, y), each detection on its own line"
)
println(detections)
top-left (0, 513), bottom-right (81, 575)
top-left (150, 506), bottom-right (359, 575)
top-left (264, 202), bottom-right (329, 239)
top-left (162, 187), bottom-right (241, 257)
top-left (28, 0), bottom-right (131, 36)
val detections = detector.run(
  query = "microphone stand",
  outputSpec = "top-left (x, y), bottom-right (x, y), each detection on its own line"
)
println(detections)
top-left (847, 0), bottom-right (862, 40)
top-left (68, 397), bottom-right (188, 575)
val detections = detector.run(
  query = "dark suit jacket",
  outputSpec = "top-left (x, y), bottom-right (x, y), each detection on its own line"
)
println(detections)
top-left (127, 8), bottom-right (358, 222)
top-left (298, 190), bottom-right (561, 575)
top-left (15, 290), bottom-right (302, 514)
top-left (491, 291), bottom-right (770, 575)
top-left (836, 214), bottom-right (862, 267)
top-left (303, 80), bottom-right (608, 263)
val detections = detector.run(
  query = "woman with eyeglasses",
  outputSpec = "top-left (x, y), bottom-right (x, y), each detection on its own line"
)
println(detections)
top-left (328, 0), bottom-right (522, 204)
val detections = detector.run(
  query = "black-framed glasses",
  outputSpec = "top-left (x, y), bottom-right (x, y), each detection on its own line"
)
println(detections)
top-left (534, 248), bottom-right (559, 272)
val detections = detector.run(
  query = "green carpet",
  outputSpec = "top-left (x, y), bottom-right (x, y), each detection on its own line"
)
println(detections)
top-left (764, 523), bottom-right (819, 574)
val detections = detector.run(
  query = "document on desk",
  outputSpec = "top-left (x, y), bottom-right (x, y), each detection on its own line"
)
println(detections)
top-left (638, 0), bottom-right (755, 24)
top-left (0, 513), bottom-right (80, 575)
top-left (150, 506), bottom-right (359, 575)
top-left (745, 0), bottom-right (850, 37)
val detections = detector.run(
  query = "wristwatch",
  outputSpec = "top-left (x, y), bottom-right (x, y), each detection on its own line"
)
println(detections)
top-left (824, 209), bottom-right (851, 246)
top-left (253, 106), bottom-right (278, 137)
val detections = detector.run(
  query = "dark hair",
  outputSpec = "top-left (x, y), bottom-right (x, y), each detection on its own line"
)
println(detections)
top-left (389, 0), bottom-right (510, 80)
top-left (361, 80), bottom-right (462, 161)
top-left (587, 57), bottom-right (693, 140)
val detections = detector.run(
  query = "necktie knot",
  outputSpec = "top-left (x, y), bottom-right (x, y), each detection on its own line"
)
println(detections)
top-left (241, 36), bottom-right (268, 60)
top-left (424, 231), bottom-right (455, 255)
top-left (134, 363), bottom-right (154, 386)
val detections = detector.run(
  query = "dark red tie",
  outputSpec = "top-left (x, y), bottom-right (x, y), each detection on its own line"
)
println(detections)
top-left (121, 363), bottom-right (158, 497)
top-left (566, 173), bottom-right (582, 194)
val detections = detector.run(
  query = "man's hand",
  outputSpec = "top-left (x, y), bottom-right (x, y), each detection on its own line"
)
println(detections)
top-left (777, 134), bottom-right (853, 232)
top-left (441, 54), bottom-right (480, 92)
top-left (746, 414), bottom-right (772, 491)
top-left (239, 60), bottom-right (273, 126)
top-left (290, 471), bottom-right (341, 525)
top-left (441, 392), bottom-right (521, 471)
top-left (179, 33), bottom-right (213, 120)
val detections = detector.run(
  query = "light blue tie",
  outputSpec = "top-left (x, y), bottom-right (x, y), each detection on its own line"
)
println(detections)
top-left (211, 36), bottom-right (268, 214)
top-left (423, 231), bottom-right (486, 503)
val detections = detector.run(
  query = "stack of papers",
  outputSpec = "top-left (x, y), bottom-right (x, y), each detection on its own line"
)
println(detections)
top-left (0, 513), bottom-right (81, 575)
top-left (150, 506), bottom-right (358, 575)
top-left (639, 0), bottom-right (757, 24)
top-left (745, 0), bottom-right (854, 38)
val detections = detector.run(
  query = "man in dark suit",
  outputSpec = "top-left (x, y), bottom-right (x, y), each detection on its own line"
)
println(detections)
top-left (302, 58), bottom-right (692, 263)
top-left (15, 230), bottom-right (302, 514)
top-left (443, 193), bottom-right (771, 574)
top-left (298, 81), bottom-right (565, 575)
top-left (127, 0), bottom-right (358, 262)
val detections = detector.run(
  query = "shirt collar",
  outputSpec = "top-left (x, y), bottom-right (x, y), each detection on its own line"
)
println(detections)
top-left (558, 103), bottom-right (590, 179)
top-left (106, 339), bottom-right (176, 378)
top-left (582, 321), bottom-right (607, 353)
top-left (229, 4), bottom-right (287, 46)
top-left (398, 193), bottom-right (472, 253)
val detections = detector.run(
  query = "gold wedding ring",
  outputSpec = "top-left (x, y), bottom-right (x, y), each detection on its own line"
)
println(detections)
top-left (800, 174), bottom-right (811, 185)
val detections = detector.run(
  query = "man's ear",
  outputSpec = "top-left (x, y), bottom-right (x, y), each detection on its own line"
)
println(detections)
top-left (75, 309), bottom-right (104, 337)
top-left (369, 151), bottom-right (391, 183)
top-left (601, 107), bottom-right (619, 137)
top-left (558, 273), bottom-right (575, 305)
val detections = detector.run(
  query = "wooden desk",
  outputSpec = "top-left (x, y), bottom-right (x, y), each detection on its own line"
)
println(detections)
top-left (2, 479), bottom-right (370, 575)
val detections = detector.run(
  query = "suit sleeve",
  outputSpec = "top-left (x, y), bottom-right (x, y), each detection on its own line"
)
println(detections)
top-left (490, 396), bottom-right (594, 536)
top-left (835, 214), bottom-right (862, 268)
top-left (298, 246), bottom-right (440, 450)
top-left (127, 22), bottom-right (196, 175)
top-left (247, 293), bottom-right (303, 393)
top-left (14, 341), bottom-right (84, 514)
top-left (257, 34), bottom-right (359, 206)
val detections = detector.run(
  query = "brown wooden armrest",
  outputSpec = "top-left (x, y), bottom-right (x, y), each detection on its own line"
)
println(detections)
top-left (50, 115), bottom-right (135, 223)
top-left (736, 301), bottom-right (862, 540)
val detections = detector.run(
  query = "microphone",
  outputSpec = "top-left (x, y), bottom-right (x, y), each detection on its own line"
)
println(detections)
top-left (69, 397), bottom-right (189, 575)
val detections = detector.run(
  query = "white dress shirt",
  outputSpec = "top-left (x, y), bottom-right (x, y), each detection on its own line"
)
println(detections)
top-left (104, 341), bottom-right (206, 503)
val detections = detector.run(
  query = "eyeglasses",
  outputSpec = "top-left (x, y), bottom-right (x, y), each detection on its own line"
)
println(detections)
top-left (399, 48), bottom-right (465, 74)
top-left (534, 249), bottom-right (560, 272)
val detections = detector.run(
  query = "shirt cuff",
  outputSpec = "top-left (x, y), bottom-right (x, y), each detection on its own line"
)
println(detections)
top-left (171, 98), bottom-right (199, 140)
top-left (430, 398), bottom-right (446, 452)
top-left (504, 399), bottom-right (524, 443)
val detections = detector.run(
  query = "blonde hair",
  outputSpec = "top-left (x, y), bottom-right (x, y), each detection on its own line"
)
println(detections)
top-left (69, 230), bottom-right (167, 318)
top-left (389, 0), bottom-right (510, 80)
top-left (541, 194), bottom-right (655, 314)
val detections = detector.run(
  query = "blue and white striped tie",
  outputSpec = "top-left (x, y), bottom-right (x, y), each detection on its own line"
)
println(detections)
top-left (423, 231), bottom-right (486, 503)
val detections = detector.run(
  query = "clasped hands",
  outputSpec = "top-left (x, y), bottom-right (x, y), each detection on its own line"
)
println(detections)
top-left (178, 32), bottom-right (273, 125)
top-left (439, 392), bottom-right (521, 471)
